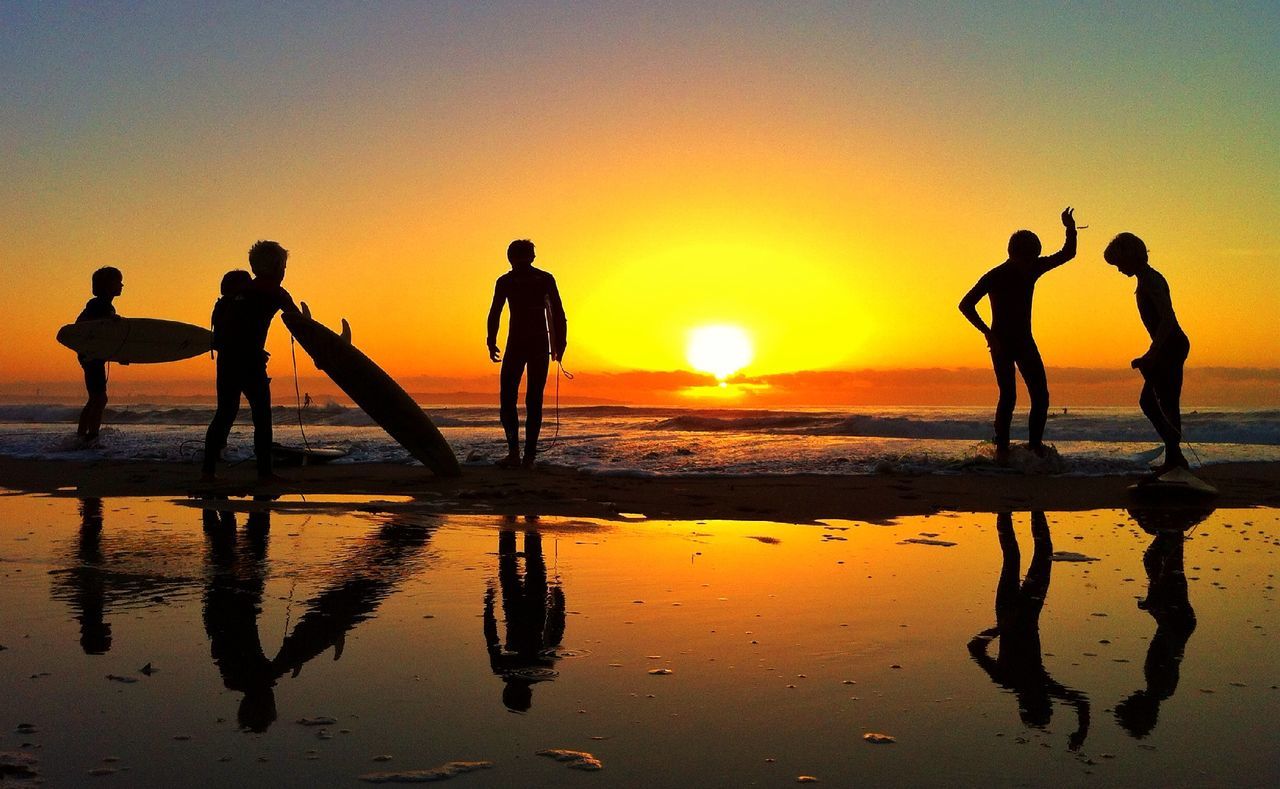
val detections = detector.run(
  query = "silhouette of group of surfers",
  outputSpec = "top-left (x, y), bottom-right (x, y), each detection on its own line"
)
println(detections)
top-left (75, 212), bottom-right (1191, 478)
top-left (961, 210), bottom-right (1192, 471)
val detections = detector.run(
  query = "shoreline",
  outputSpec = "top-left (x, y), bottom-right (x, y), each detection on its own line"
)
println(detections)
top-left (2, 456), bottom-right (1278, 521)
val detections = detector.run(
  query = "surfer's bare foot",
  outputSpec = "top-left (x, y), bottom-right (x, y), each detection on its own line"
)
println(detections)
top-left (1028, 443), bottom-right (1048, 459)
top-left (993, 446), bottom-right (1011, 466)
top-left (496, 453), bottom-right (521, 469)
top-left (521, 453), bottom-right (537, 469)
top-left (257, 473), bottom-right (289, 485)
top-left (1151, 458), bottom-right (1190, 476)
top-left (200, 472), bottom-right (217, 483)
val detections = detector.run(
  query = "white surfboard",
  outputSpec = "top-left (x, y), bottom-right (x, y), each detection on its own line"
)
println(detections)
top-left (1129, 466), bottom-right (1218, 497)
top-left (57, 318), bottom-right (212, 363)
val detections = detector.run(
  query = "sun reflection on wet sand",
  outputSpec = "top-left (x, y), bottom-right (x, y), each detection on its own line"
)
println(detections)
top-left (0, 496), bottom-right (1276, 786)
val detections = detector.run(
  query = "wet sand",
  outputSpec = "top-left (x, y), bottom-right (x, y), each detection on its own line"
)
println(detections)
top-left (1, 456), bottom-right (1279, 521)
top-left (0, 496), bottom-right (1277, 786)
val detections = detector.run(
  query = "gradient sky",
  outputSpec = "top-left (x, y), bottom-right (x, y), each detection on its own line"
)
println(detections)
top-left (2, 2), bottom-right (1277, 402)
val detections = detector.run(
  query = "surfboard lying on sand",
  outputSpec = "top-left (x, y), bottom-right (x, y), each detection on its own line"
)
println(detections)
top-left (56, 318), bottom-right (213, 363)
top-left (1129, 466), bottom-right (1218, 498)
top-left (282, 303), bottom-right (461, 477)
top-left (270, 443), bottom-right (349, 467)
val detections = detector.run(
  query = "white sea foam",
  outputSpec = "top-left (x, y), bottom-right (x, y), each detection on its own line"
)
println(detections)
top-left (1, 404), bottom-right (1277, 475)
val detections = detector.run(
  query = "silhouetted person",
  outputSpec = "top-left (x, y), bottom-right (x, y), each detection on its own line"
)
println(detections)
top-left (202, 242), bottom-right (299, 482)
top-left (71, 498), bottom-right (112, 654)
top-left (961, 209), bottom-right (1077, 463)
top-left (483, 525), bottom-right (566, 712)
top-left (968, 512), bottom-right (1090, 750)
top-left (1114, 507), bottom-right (1211, 737)
top-left (75, 267), bottom-right (123, 442)
top-left (1104, 233), bottom-right (1191, 473)
top-left (202, 503), bottom-right (277, 732)
top-left (487, 239), bottom-right (567, 469)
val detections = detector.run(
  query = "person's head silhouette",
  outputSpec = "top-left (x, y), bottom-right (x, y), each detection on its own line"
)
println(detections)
top-left (248, 240), bottom-right (288, 285)
top-left (507, 239), bottom-right (535, 269)
top-left (1008, 229), bottom-right (1041, 260)
top-left (1103, 232), bottom-right (1148, 276)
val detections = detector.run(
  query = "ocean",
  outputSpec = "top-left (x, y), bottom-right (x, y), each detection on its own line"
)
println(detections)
top-left (2, 403), bottom-right (1278, 475)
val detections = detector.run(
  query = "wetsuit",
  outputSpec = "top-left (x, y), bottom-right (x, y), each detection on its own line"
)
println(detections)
top-left (1134, 267), bottom-right (1190, 464)
top-left (76, 296), bottom-right (116, 396)
top-left (967, 228), bottom-right (1075, 449)
top-left (487, 267), bottom-right (567, 458)
top-left (203, 281), bottom-right (297, 477)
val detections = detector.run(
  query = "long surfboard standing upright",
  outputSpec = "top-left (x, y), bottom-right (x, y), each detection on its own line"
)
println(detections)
top-left (282, 303), bottom-right (461, 477)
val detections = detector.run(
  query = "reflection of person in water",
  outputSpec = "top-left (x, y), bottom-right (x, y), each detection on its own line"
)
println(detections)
top-left (71, 498), bottom-right (112, 654)
top-left (484, 524), bottom-right (566, 712)
top-left (202, 504), bottom-right (277, 732)
top-left (200, 504), bottom-right (434, 732)
top-left (1114, 507), bottom-right (1211, 738)
top-left (968, 512), bottom-right (1090, 750)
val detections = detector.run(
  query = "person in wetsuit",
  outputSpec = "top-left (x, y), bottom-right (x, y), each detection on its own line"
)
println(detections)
top-left (486, 239), bottom-right (567, 468)
top-left (202, 241), bottom-right (299, 482)
top-left (75, 266), bottom-right (123, 441)
top-left (1104, 233), bottom-right (1191, 473)
top-left (960, 208), bottom-right (1076, 462)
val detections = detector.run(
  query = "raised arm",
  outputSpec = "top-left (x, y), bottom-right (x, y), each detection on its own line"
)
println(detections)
top-left (1037, 206), bottom-right (1077, 273)
top-left (486, 279), bottom-right (505, 362)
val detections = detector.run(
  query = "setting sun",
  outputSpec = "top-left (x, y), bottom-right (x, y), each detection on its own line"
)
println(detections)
top-left (687, 325), bottom-right (754, 381)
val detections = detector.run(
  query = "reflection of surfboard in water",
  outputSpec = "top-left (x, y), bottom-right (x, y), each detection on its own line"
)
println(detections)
top-left (56, 318), bottom-right (212, 363)
top-left (1129, 467), bottom-right (1218, 498)
top-left (270, 443), bottom-right (348, 467)
top-left (282, 303), bottom-right (461, 476)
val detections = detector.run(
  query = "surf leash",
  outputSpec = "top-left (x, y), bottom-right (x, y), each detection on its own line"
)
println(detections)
top-left (1152, 390), bottom-right (1204, 469)
top-left (290, 335), bottom-right (312, 452)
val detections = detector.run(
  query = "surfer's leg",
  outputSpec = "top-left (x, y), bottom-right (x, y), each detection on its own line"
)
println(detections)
top-left (523, 352), bottom-right (550, 463)
top-left (1018, 346), bottom-right (1050, 450)
top-left (991, 349), bottom-right (1017, 455)
top-left (78, 361), bottom-right (108, 439)
top-left (243, 366), bottom-right (274, 478)
top-left (203, 363), bottom-right (242, 476)
top-left (1146, 354), bottom-right (1187, 468)
top-left (499, 351), bottom-right (524, 460)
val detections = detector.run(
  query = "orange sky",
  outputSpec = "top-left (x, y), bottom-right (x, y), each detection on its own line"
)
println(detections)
top-left (2, 4), bottom-right (1277, 405)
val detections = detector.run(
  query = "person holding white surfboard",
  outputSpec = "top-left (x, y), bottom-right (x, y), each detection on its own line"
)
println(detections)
top-left (201, 241), bottom-right (299, 483)
top-left (75, 266), bottom-right (124, 442)
top-left (1104, 233), bottom-right (1191, 475)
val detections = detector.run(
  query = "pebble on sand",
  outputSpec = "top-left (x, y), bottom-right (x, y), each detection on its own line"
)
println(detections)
top-left (88, 767), bottom-right (118, 776)
top-left (1051, 551), bottom-right (1100, 563)
top-left (863, 733), bottom-right (897, 744)
top-left (359, 761), bottom-right (493, 783)
top-left (648, 668), bottom-right (673, 675)
top-left (297, 717), bottom-right (338, 726)
top-left (106, 674), bottom-right (139, 684)
top-left (897, 538), bottom-right (957, 547)
top-left (537, 749), bottom-right (603, 771)
top-left (797, 776), bottom-right (820, 783)
top-left (0, 751), bottom-right (39, 779)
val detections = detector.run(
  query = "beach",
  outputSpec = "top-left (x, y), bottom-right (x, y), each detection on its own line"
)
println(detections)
top-left (3, 456), bottom-right (1280, 520)
top-left (1, 484), bottom-right (1277, 786)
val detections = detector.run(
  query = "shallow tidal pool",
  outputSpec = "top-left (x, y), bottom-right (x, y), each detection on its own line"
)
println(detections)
top-left (0, 493), bottom-right (1277, 787)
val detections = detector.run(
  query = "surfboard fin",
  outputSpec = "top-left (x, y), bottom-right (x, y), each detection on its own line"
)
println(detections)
top-left (340, 319), bottom-right (351, 344)
top-left (301, 301), bottom-right (312, 320)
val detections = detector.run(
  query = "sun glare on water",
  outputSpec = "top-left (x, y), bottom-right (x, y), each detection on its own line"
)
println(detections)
top-left (687, 325), bottom-right (753, 382)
